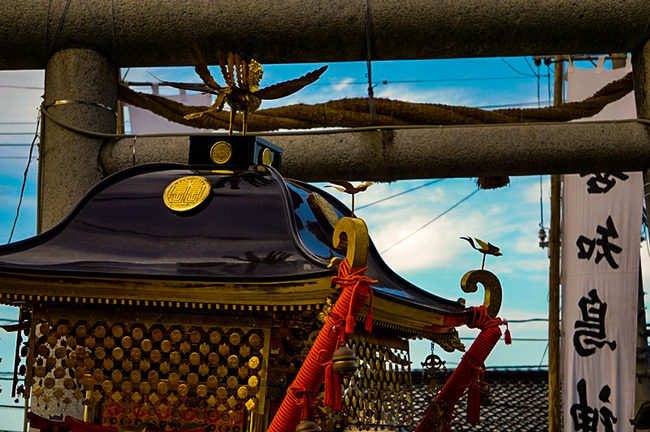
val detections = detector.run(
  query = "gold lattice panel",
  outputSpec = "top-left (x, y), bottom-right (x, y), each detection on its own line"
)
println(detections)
top-left (342, 336), bottom-right (414, 430)
top-left (28, 309), bottom-right (270, 431)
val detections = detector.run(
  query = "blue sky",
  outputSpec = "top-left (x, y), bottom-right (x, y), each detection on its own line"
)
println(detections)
top-left (0, 56), bottom-right (640, 429)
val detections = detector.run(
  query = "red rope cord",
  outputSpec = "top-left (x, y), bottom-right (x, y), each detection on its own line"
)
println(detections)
top-left (415, 306), bottom-right (503, 432)
top-left (267, 259), bottom-right (376, 432)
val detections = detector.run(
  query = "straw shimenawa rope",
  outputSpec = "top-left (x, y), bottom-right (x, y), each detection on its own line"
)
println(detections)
top-left (118, 71), bottom-right (632, 188)
top-left (119, 72), bottom-right (632, 132)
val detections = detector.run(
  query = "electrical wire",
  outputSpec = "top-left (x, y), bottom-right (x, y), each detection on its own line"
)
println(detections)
top-left (507, 318), bottom-right (549, 323)
top-left (547, 64), bottom-right (552, 105)
top-left (48, 0), bottom-right (73, 56)
top-left (0, 85), bottom-right (43, 90)
top-left (357, 179), bottom-right (444, 210)
top-left (0, 133), bottom-right (37, 136)
top-left (380, 188), bottom-right (480, 254)
top-left (460, 337), bottom-right (548, 342)
top-left (538, 343), bottom-right (550, 370)
top-left (474, 101), bottom-right (550, 109)
top-left (524, 56), bottom-right (540, 78)
top-left (0, 144), bottom-right (34, 147)
top-left (539, 175), bottom-right (544, 229)
top-left (8, 112), bottom-right (40, 243)
top-left (364, 0), bottom-right (377, 125)
top-left (499, 57), bottom-right (538, 78)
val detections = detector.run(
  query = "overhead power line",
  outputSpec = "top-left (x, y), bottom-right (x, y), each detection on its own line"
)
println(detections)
top-left (380, 188), bottom-right (480, 254)
top-left (357, 179), bottom-right (444, 210)
top-left (499, 57), bottom-right (538, 78)
top-left (0, 132), bottom-right (37, 136)
top-left (460, 337), bottom-right (548, 342)
top-left (0, 144), bottom-right (35, 147)
top-left (8, 112), bottom-right (40, 243)
top-left (314, 75), bottom-right (539, 86)
top-left (0, 84), bottom-right (43, 90)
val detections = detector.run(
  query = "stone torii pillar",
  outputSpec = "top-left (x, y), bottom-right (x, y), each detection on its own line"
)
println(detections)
top-left (39, 48), bottom-right (117, 232)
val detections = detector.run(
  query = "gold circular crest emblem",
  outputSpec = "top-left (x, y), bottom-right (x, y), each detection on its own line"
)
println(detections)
top-left (210, 141), bottom-right (233, 165)
top-left (163, 176), bottom-right (211, 212)
top-left (261, 148), bottom-right (272, 166)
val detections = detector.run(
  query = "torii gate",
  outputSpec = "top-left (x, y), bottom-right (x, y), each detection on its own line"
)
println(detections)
top-left (0, 0), bottom-right (648, 230)
top-left (1, 1), bottom-right (650, 431)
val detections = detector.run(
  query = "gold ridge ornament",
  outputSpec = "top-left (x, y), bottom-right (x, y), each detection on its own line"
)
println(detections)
top-left (162, 42), bottom-right (327, 135)
top-left (210, 141), bottom-right (232, 165)
top-left (163, 176), bottom-right (212, 212)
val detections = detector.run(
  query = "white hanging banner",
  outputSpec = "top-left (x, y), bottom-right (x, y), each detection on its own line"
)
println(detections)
top-left (562, 57), bottom-right (641, 432)
top-left (561, 172), bottom-right (641, 432)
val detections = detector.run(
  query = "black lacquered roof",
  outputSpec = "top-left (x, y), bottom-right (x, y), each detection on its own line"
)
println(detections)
top-left (0, 163), bottom-right (465, 314)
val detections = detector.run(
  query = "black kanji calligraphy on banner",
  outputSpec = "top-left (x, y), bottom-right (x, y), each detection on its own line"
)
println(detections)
top-left (570, 379), bottom-right (599, 432)
top-left (576, 216), bottom-right (622, 269)
top-left (598, 385), bottom-right (617, 432)
top-left (573, 289), bottom-right (617, 357)
top-left (580, 172), bottom-right (629, 194)
top-left (570, 379), bottom-right (617, 432)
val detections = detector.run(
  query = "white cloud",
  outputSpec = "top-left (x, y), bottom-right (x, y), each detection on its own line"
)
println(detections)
top-left (0, 70), bottom-right (43, 124)
top-left (368, 207), bottom-right (492, 272)
top-left (374, 84), bottom-right (477, 106)
top-left (332, 77), bottom-right (356, 93)
top-left (523, 175), bottom-right (551, 203)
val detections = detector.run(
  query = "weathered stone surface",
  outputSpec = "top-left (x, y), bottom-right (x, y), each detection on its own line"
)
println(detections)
top-left (1, 0), bottom-right (649, 69)
top-left (100, 121), bottom-right (650, 182)
top-left (40, 48), bottom-right (117, 231)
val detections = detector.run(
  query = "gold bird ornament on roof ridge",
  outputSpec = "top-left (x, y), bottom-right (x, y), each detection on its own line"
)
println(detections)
top-left (161, 42), bottom-right (328, 135)
top-left (326, 180), bottom-right (373, 217)
top-left (460, 236), bottom-right (502, 269)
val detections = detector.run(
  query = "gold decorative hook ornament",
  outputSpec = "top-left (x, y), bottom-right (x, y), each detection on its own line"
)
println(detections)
top-left (460, 269), bottom-right (502, 318)
top-left (332, 217), bottom-right (369, 270)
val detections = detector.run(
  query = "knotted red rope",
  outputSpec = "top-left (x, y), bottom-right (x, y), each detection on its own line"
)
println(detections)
top-left (415, 306), bottom-right (504, 432)
top-left (267, 259), bottom-right (376, 432)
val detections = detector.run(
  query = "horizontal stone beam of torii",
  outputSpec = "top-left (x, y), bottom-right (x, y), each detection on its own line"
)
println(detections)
top-left (1, 0), bottom-right (649, 69)
top-left (100, 121), bottom-right (650, 182)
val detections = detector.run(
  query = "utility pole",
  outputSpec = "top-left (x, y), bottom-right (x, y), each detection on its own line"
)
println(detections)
top-left (548, 55), bottom-right (563, 432)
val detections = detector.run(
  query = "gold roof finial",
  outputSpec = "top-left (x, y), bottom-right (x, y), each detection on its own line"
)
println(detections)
top-left (460, 236), bottom-right (502, 270)
top-left (162, 42), bottom-right (327, 135)
top-left (326, 181), bottom-right (373, 217)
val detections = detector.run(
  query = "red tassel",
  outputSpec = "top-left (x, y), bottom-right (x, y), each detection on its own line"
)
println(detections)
top-left (324, 362), bottom-right (334, 408)
top-left (324, 362), bottom-right (344, 410)
top-left (345, 314), bottom-right (356, 334)
top-left (365, 287), bottom-right (374, 334)
top-left (504, 322), bottom-right (512, 345)
top-left (332, 373), bottom-right (343, 410)
top-left (467, 383), bottom-right (481, 424)
top-left (365, 311), bottom-right (373, 333)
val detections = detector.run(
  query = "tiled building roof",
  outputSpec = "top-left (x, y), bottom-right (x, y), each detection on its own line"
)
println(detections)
top-left (412, 368), bottom-right (550, 432)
